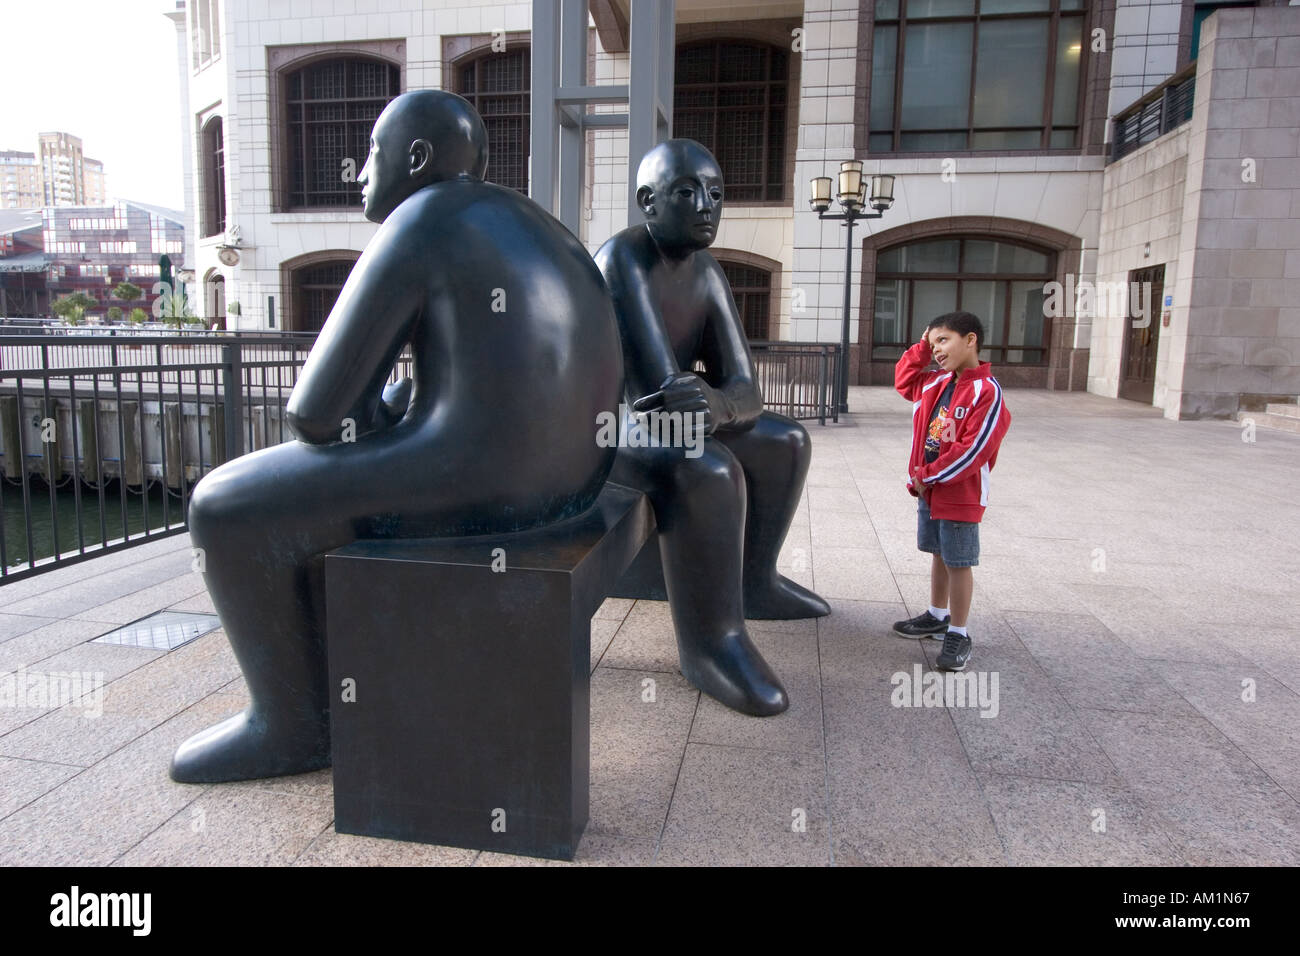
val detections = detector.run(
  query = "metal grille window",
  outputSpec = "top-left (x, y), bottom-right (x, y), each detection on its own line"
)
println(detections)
top-left (202, 117), bottom-right (226, 238)
top-left (674, 40), bottom-right (788, 202)
top-left (458, 49), bottom-right (530, 193)
top-left (285, 58), bottom-right (400, 208)
top-left (872, 236), bottom-right (1054, 364)
top-left (720, 261), bottom-right (772, 339)
top-left (870, 0), bottom-right (1086, 152)
top-left (293, 260), bottom-right (355, 333)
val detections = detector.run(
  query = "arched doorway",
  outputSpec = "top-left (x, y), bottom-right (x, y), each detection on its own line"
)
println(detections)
top-left (203, 269), bottom-right (226, 330)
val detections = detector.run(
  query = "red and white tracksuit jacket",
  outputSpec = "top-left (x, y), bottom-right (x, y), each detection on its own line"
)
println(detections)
top-left (895, 341), bottom-right (1011, 523)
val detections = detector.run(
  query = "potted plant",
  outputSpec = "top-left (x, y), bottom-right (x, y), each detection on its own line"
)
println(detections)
top-left (125, 306), bottom-right (148, 349)
top-left (52, 291), bottom-right (94, 326)
top-left (161, 286), bottom-right (197, 346)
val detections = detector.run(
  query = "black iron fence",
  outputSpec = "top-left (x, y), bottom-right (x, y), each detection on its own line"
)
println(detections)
top-left (1111, 64), bottom-right (1196, 163)
top-left (0, 331), bottom-right (322, 581)
top-left (0, 330), bottom-right (838, 582)
top-left (747, 341), bottom-right (840, 425)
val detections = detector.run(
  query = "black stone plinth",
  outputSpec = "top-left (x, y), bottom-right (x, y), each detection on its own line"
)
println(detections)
top-left (324, 483), bottom-right (653, 861)
top-left (610, 537), bottom-right (669, 601)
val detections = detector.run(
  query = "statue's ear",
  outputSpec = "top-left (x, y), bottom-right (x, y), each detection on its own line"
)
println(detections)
top-left (636, 184), bottom-right (656, 216)
top-left (409, 138), bottom-right (433, 177)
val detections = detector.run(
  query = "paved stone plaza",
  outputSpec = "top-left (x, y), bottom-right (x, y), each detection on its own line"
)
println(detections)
top-left (0, 386), bottom-right (1297, 866)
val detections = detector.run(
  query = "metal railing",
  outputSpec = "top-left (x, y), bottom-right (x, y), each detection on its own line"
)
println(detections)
top-left (1111, 64), bottom-right (1196, 163)
top-left (0, 330), bottom-right (837, 582)
top-left (747, 341), bottom-right (840, 425)
top-left (0, 331), bottom-right (325, 582)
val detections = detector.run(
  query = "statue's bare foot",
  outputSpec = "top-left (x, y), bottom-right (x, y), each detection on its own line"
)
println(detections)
top-left (678, 628), bottom-right (789, 716)
top-left (745, 573), bottom-right (831, 620)
top-left (170, 708), bottom-right (330, 784)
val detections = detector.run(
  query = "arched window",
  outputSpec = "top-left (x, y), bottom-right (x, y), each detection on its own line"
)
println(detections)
top-left (201, 116), bottom-right (225, 238)
top-left (284, 57), bottom-right (401, 208)
top-left (455, 47), bottom-right (530, 192)
top-left (286, 256), bottom-right (359, 333)
top-left (674, 40), bottom-right (789, 202)
top-left (719, 261), bottom-right (772, 340)
top-left (872, 236), bottom-right (1054, 364)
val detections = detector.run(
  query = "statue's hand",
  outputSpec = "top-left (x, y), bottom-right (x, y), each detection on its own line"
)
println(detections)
top-left (374, 377), bottom-right (412, 429)
top-left (637, 372), bottom-right (730, 436)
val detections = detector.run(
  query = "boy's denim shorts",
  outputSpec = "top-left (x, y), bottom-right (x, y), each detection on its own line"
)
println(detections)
top-left (917, 497), bottom-right (980, 567)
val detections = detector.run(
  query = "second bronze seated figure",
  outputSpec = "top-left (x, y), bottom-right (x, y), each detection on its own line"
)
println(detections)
top-left (597, 139), bottom-right (830, 718)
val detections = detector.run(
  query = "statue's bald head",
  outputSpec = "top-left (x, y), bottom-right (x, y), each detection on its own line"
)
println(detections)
top-left (360, 90), bottom-right (489, 222)
top-left (636, 139), bottom-right (722, 197)
top-left (635, 139), bottom-right (725, 253)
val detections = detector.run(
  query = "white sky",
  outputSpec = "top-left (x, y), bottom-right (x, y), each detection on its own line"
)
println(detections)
top-left (0, 0), bottom-right (186, 210)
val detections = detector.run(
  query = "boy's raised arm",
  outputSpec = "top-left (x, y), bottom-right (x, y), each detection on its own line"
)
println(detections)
top-left (914, 379), bottom-right (1010, 487)
top-left (895, 331), bottom-right (935, 401)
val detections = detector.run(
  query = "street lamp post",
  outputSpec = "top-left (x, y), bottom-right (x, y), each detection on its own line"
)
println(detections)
top-left (809, 162), bottom-right (895, 413)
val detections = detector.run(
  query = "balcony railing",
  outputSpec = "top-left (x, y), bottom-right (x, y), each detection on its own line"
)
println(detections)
top-left (1110, 64), bottom-right (1197, 163)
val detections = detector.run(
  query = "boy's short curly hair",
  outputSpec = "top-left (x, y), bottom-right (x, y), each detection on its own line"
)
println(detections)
top-left (927, 311), bottom-right (984, 350)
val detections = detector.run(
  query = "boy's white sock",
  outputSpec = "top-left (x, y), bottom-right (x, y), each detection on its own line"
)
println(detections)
top-left (928, 605), bottom-right (949, 620)
top-left (947, 624), bottom-right (968, 637)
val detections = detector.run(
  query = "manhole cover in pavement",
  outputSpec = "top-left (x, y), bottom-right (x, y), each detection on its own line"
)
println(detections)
top-left (91, 611), bottom-right (222, 651)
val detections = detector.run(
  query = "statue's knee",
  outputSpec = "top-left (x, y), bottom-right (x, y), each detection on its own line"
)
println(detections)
top-left (786, 420), bottom-right (812, 465)
top-left (187, 461), bottom-right (258, 544)
top-left (187, 475), bottom-right (235, 545)
top-left (672, 447), bottom-right (744, 500)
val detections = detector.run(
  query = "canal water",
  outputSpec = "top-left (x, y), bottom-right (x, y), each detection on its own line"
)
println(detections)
top-left (2, 478), bottom-right (179, 568)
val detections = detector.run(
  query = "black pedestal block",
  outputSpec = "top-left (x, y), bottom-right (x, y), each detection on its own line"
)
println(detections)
top-left (324, 483), bottom-right (654, 860)
top-left (610, 536), bottom-right (668, 601)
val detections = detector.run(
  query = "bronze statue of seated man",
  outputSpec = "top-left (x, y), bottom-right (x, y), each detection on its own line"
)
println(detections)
top-left (171, 90), bottom-right (622, 783)
top-left (595, 139), bottom-right (830, 718)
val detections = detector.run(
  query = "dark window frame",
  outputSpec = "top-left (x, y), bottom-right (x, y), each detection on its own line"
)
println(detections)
top-left (201, 116), bottom-right (226, 238)
top-left (673, 39), bottom-right (790, 203)
top-left (282, 56), bottom-right (402, 210)
top-left (718, 260), bottom-right (773, 340)
top-left (454, 46), bottom-right (531, 194)
top-left (289, 257), bottom-right (358, 333)
top-left (870, 0), bottom-right (1089, 153)
top-left (872, 234), bottom-right (1056, 365)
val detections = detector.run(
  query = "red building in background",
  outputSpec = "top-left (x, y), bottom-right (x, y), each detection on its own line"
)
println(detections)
top-left (0, 200), bottom-right (184, 320)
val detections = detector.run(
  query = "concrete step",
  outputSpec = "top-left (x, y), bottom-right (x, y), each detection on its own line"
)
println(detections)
top-left (1243, 411), bottom-right (1300, 434)
top-left (1265, 402), bottom-right (1300, 419)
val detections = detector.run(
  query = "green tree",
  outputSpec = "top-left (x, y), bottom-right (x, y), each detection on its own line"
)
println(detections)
top-left (159, 287), bottom-right (196, 329)
top-left (112, 281), bottom-right (144, 304)
top-left (52, 291), bottom-right (95, 326)
top-left (129, 306), bottom-right (147, 324)
top-left (106, 305), bottom-right (123, 323)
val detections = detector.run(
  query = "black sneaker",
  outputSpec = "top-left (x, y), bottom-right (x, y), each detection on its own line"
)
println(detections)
top-left (893, 610), bottom-right (950, 639)
top-left (936, 630), bottom-right (973, 671)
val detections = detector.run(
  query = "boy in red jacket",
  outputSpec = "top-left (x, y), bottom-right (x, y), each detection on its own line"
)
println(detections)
top-left (892, 311), bottom-right (1011, 671)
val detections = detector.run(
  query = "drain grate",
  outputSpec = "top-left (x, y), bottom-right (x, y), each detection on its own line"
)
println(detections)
top-left (91, 610), bottom-right (222, 651)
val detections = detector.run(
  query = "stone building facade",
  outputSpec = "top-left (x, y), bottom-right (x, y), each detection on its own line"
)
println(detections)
top-left (172, 0), bottom-right (1299, 418)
